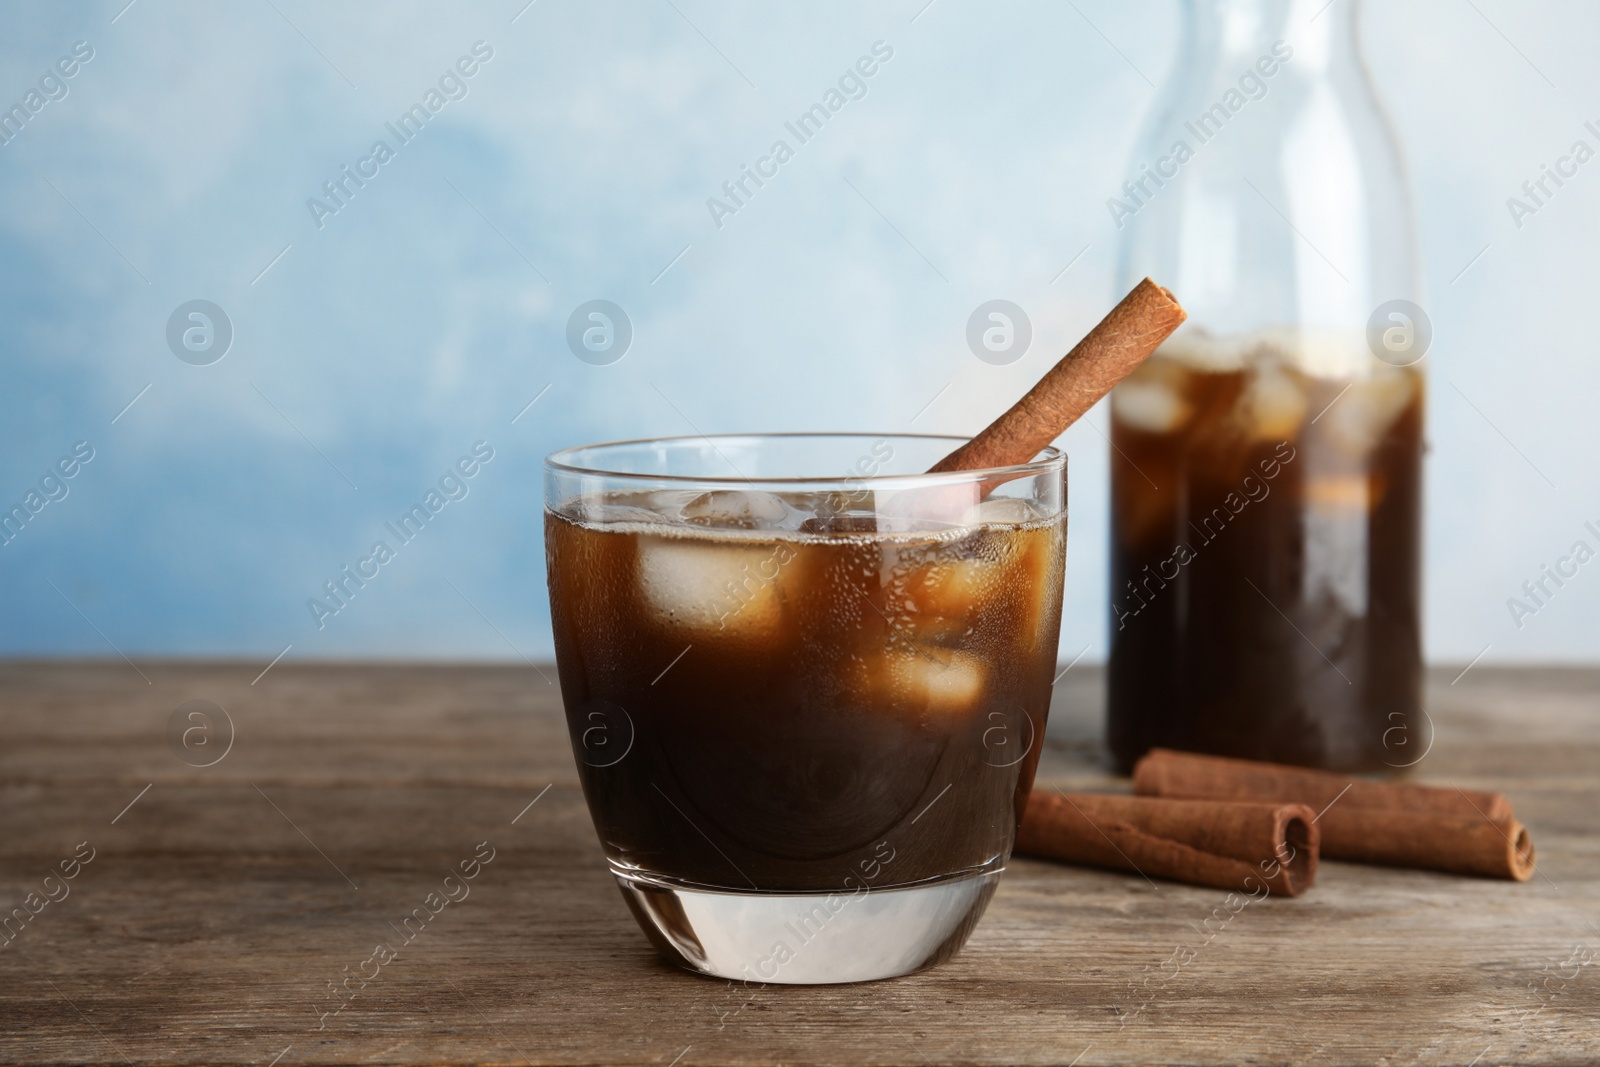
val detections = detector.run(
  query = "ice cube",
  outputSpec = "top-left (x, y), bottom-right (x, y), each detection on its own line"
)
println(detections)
top-left (874, 482), bottom-right (981, 533)
top-left (965, 497), bottom-right (1041, 527)
top-left (580, 502), bottom-right (662, 526)
top-left (637, 535), bottom-right (789, 638)
top-left (1113, 379), bottom-right (1193, 434)
top-left (850, 646), bottom-right (986, 719)
top-left (644, 489), bottom-right (705, 522)
top-left (1240, 364), bottom-right (1308, 442)
top-left (1249, 326), bottom-right (1368, 379)
top-left (680, 489), bottom-right (791, 530)
top-left (1159, 329), bottom-right (1249, 373)
top-left (892, 556), bottom-right (988, 645)
top-left (1012, 525), bottom-right (1061, 651)
top-left (908, 558), bottom-right (989, 620)
top-left (1321, 369), bottom-right (1418, 460)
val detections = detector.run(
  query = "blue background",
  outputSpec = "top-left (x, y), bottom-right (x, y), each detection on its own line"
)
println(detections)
top-left (2, 0), bottom-right (1596, 666)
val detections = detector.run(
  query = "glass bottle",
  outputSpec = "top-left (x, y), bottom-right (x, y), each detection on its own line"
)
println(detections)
top-left (1109, 0), bottom-right (1425, 771)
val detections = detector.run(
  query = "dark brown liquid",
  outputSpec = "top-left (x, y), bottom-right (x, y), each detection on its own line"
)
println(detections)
top-left (1108, 351), bottom-right (1423, 771)
top-left (547, 501), bottom-right (1064, 891)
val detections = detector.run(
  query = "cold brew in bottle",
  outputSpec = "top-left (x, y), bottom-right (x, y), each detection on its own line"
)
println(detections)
top-left (1109, 0), bottom-right (1424, 771)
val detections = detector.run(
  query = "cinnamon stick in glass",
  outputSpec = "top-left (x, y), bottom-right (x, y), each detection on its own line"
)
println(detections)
top-left (1132, 748), bottom-right (1535, 882)
top-left (929, 278), bottom-right (1185, 473)
top-left (1015, 791), bottom-right (1318, 897)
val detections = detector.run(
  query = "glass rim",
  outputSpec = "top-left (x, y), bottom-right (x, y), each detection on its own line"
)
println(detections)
top-left (543, 432), bottom-right (1065, 487)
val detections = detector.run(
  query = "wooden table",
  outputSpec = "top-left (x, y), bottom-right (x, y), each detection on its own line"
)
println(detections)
top-left (1, 661), bottom-right (1596, 1066)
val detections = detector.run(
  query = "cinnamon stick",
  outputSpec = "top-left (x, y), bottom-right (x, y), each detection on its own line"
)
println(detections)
top-left (930, 279), bottom-right (1185, 473)
top-left (1015, 791), bottom-right (1318, 897)
top-left (1132, 748), bottom-right (1535, 882)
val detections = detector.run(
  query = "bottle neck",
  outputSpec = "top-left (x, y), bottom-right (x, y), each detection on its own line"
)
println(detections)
top-left (1180, 0), bottom-right (1359, 78)
top-left (1119, 0), bottom-right (1417, 337)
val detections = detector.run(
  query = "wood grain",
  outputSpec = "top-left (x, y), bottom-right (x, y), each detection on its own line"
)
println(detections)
top-left (1, 661), bottom-right (1596, 1066)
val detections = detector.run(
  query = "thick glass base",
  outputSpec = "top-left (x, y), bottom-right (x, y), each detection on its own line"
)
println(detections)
top-left (616, 865), bottom-right (1002, 984)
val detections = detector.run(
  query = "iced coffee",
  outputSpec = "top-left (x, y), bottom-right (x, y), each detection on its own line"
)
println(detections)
top-left (548, 485), bottom-right (1063, 889)
top-left (1108, 328), bottom-right (1423, 771)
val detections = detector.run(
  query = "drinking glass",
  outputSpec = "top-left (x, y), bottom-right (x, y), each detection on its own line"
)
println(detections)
top-left (545, 433), bottom-right (1065, 983)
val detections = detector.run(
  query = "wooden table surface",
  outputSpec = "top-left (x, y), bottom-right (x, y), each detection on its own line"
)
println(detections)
top-left (1, 661), bottom-right (1596, 1066)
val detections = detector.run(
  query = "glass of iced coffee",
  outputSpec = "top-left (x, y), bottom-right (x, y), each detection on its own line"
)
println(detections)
top-left (545, 433), bottom-right (1065, 983)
